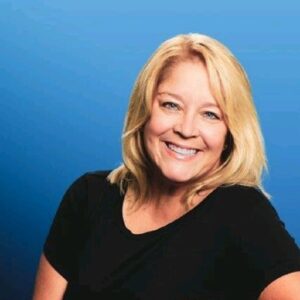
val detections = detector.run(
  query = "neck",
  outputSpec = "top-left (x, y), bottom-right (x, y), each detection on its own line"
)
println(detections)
top-left (148, 171), bottom-right (187, 205)
top-left (147, 169), bottom-right (212, 212)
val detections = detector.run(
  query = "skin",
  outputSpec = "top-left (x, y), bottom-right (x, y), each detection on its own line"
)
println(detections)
top-left (143, 59), bottom-right (227, 192)
top-left (125, 59), bottom-right (300, 298)
top-left (123, 59), bottom-right (228, 233)
top-left (32, 254), bottom-right (67, 300)
top-left (32, 58), bottom-right (300, 299)
top-left (258, 272), bottom-right (300, 300)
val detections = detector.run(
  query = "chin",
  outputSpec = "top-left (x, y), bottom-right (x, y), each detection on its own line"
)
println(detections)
top-left (159, 169), bottom-right (200, 185)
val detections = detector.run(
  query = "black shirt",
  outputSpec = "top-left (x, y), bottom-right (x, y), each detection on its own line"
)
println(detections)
top-left (44, 171), bottom-right (300, 299)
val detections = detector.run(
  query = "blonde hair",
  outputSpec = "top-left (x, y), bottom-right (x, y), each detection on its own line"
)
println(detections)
top-left (108, 33), bottom-right (268, 207)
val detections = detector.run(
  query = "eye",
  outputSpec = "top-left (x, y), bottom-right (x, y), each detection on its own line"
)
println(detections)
top-left (161, 101), bottom-right (180, 111)
top-left (203, 111), bottom-right (220, 120)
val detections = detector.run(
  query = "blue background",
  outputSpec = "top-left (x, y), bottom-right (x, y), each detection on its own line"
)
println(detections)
top-left (0, 1), bottom-right (299, 298)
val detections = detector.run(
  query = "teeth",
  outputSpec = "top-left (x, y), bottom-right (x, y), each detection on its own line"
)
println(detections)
top-left (167, 143), bottom-right (197, 156)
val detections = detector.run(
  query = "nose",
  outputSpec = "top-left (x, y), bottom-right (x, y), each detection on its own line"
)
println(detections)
top-left (173, 113), bottom-right (200, 138)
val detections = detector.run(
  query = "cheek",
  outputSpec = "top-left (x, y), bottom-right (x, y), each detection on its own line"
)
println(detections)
top-left (144, 114), bottom-right (171, 140)
top-left (143, 120), bottom-right (163, 164)
top-left (143, 119), bottom-right (159, 152)
top-left (202, 126), bottom-right (227, 151)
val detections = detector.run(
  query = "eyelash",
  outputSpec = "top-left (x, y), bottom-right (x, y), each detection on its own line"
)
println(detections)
top-left (203, 111), bottom-right (220, 120)
top-left (161, 101), bottom-right (180, 111)
top-left (161, 101), bottom-right (220, 120)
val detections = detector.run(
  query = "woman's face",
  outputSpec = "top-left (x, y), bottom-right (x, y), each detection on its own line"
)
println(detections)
top-left (143, 59), bottom-right (228, 185)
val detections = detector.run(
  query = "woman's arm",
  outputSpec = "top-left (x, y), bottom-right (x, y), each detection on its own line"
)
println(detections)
top-left (32, 254), bottom-right (67, 300)
top-left (259, 271), bottom-right (300, 300)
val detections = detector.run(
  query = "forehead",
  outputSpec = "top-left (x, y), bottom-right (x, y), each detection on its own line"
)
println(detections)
top-left (157, 60), bottom-right (217, 105)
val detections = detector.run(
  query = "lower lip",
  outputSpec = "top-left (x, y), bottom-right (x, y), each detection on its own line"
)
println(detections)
top-left (163, 142), bottom-right (200, 161)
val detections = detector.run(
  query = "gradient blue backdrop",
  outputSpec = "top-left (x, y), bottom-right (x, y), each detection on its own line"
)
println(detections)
top-left (0, 1), bottom-right (299, 298)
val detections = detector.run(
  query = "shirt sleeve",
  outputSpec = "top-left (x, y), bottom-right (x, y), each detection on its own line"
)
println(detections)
top-left (228, 192), bottom-right (300, 296)
top-left (43, 173), bottom-right (89, 281)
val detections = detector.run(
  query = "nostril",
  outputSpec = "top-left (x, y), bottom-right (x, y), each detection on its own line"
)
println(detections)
top-left (173, 123), bottom-right (199, 139)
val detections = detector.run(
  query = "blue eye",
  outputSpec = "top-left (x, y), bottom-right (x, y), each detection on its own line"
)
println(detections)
top-left (162, 102), bottom-right (180, 110)
top-left (203, 111), bottom-right (219, 120)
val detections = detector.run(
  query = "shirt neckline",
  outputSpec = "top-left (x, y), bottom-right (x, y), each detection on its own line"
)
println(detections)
top-left (115, 186), bottom-right (221, 239)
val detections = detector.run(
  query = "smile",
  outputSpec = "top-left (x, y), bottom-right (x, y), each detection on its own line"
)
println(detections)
top-left (165, 142), bottom-right (198, 156)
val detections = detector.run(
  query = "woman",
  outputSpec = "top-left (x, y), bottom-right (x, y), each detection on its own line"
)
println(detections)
top-left (33, 34), bottom-right (300, 299)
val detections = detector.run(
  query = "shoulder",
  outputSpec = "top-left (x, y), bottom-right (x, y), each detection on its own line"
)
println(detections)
top-left (66, 170), bottom-right (113, 196)
top-left (216, 184), bottom-right (299, 258)
top-left (56, 170), bottom-right (117, 217)
top-left (43, 170), bottom-right (121, 281)
top-left (217, 184), bottom-right (267, 203)
top-left (214, 184), bottom-right (270, 219)
top-left (217, 186), bottom-right (300, 297)
top-left (71, 170), bottom-right (112, 187)
top-left (84, 170), bottom-right (112, 179)
top-left (212, 184), bottom-right (292, 238)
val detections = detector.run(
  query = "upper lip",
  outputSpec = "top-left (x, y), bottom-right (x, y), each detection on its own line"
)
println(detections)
top-left (165, 141), bottom-right (200, 151)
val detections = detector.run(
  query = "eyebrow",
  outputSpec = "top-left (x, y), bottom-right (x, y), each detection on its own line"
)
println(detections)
top-left (157, 91), bottom-right (219, 108)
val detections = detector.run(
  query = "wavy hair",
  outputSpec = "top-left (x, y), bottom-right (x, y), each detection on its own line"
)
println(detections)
top-left (108, 33), bottom-right (268, 207)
